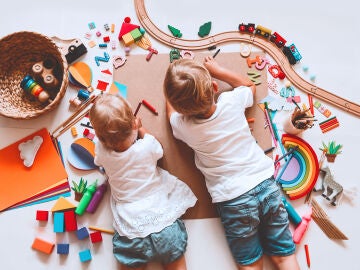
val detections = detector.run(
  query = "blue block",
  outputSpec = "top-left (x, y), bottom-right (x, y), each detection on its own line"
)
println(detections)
top-left (76, 227), bottom-right (89, 240)
top-left (57, 243), bottom-right (69, 254)
top-left (53, 212), bottom-right (64, 233)
top-left (79, 249), bottom-right (92, 262)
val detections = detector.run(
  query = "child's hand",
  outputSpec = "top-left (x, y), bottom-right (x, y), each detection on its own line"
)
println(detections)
top-left (203, 56), bottom-right (224, 78)
top-left (134, 117), bottom-right (142, 129)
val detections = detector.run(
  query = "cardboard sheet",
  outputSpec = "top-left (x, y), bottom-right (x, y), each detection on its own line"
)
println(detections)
top-left (0, 128), bottom-right (69, 211)
top-left (114, 52), bottom-right (271, 219)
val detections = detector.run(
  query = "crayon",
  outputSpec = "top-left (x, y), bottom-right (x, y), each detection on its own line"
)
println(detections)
top-left (304, 244), bottom-right (311, 268)
top-left (134, 102), bottom-right (142, 116)
top-left (213, 48), bottom-right (220, 58)
top-left (142, 99), bottom-right (158, 115)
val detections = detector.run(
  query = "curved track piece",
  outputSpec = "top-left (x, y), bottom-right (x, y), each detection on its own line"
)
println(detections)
top-left (134, 0), bottom-right (360, 117)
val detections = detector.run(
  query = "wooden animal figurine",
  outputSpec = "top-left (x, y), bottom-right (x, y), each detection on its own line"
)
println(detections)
top-left (314, 166), bottom-right (343, 206)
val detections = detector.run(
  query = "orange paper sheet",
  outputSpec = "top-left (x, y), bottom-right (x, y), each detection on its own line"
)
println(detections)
top-left (0, 128), bottom-right (68, 211)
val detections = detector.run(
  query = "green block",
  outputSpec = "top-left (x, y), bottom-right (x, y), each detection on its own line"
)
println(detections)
top-left (130, 28), bottom-right (143, 41)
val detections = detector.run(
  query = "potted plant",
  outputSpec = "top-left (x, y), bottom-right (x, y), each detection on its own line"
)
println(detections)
top-left (71, 177), bottom-right (88, 201)
top-left (319, 141), bottom-right (343, 162)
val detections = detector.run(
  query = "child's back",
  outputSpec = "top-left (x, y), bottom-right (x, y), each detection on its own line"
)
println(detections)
top-left (164, 57), bottom-right (300, 270)
top-left (90, 93), bottom-right (196, 270)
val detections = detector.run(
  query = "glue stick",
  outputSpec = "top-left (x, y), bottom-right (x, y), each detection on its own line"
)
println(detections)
top-left (86, 182), bottom-right (107, 213)
top-left (293, 208), bottom-right (312, 244)
top-left (75, 182), bottom-right (97, 215)
top-left (282, 197), bottom-right (302, 226)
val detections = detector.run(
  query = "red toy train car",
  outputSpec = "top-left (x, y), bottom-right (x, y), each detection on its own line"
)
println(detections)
top-left (238, 23), bottom-right (255, 33)
top-left (270, 32), bottom-right (286, 48)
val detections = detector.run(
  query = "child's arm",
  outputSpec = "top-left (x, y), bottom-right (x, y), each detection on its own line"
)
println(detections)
top-left (135, 117), bottom-right (148, 139)
top-left (204, 56), bottom-right (256, 94)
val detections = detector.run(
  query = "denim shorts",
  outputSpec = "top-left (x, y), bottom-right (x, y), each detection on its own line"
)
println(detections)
top-left (113, 219), bottom-right (187, 267)
top-left (216, 177), bottom-right (295, 266)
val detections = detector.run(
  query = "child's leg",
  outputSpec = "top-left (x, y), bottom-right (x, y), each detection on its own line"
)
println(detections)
top-left (236, 257), bottom-right (263, 270)
top-left (163, 254), bottom-right (187, 270)
top-left (269, 254), bottom-right (300, 270)
top-left (120, 263), bottom-right (146, 270)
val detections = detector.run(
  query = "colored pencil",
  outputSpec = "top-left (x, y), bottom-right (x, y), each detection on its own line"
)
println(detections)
top-left (142, 99), bottom-right (158, 115)
top-left (304, 244), bottom-right (311, 268)
top-left (134, 102), bottom-right (142, 116)
top-left (213, 48), bottom-right (220, 58)
top-left (88, 226), bottom-right (115, 234)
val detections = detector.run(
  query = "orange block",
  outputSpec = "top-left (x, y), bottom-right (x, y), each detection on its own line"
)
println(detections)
top-left (122, 32), bottom-right (135, 46)
top-left (31, 238), bottom-right (55, 254)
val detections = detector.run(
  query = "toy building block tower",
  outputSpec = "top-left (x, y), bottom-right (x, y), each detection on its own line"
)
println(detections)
top-left (118, 17), bottom-right (144, 46)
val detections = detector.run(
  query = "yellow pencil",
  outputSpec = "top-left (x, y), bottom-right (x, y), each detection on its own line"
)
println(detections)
top-left (88, 225), bottom-right (115, 234)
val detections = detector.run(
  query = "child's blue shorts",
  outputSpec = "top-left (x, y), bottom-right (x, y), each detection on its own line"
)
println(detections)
top-left (113, 219), bottom-right (187, 267)
top-left (216, 177), bottom-right (296, 265)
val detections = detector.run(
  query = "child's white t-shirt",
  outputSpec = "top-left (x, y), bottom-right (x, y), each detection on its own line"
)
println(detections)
top-left (170, 86), bottom-right (274, 203)
top-left (94, 133), bottom-right (197, 239)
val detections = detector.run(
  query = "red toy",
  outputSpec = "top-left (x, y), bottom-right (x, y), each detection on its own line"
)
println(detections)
top-left (238, 23), bottom-right (255, 33)
top-left (90, 231), bottom-right (103, 243)
top-left (36, 210), bottom-right (49, 221)
top-left (64, 210), bottom-right (78, 231)
top-left (270, 32), bottom-right (287, 48)
top-left (268, 65), bottom-right (285, 79)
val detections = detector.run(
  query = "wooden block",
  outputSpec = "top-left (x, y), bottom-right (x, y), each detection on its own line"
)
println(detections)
top-left (130, 28), bottom-right (142, 41)
top-left (64, 210), bottom-right (77, 231)
top-left (90, 231), bottom-right (102, 243)
top-left (36, 210), bottom-right (48, 221)
top-left (31, 238), bottom-right (55, 254)
top-left (122, 32), bottom-right (134, 46)
top-left (51, 197), bottom-right (76, 212)
top-left (76, 227), bottom-right (89, 240)
top-left (57, 243), bottom-right (69, 254)
top-left (53, 212), bottom-right (64, 233)
top-left (79, 249), bottom-right (92, 262)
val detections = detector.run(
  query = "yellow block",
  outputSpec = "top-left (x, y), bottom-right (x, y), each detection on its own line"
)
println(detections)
top-left (122, 32), bottom-right (134, 46)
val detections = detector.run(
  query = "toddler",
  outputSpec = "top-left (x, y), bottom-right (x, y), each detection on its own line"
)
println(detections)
top-left (89, 93), bottom-right (197, 270)
top-left (163, 57), bottom-right (300, 270)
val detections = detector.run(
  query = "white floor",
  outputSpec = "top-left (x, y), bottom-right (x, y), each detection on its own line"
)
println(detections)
top-left (0, 1), bottom-right (359, 269)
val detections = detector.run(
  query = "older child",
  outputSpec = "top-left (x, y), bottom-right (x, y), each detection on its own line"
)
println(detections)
top-left (89, 93), bottom-right (197, 270)
top-left (164, 57), bottom-right (300, 270)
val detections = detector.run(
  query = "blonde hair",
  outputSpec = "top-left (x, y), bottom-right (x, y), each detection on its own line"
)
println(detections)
top-left (163, 59), bottom-right (214, 116)
top-left (89, 94), bottom-right (135, 150)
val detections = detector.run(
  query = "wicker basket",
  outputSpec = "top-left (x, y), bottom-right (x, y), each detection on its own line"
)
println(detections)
top-left (0, 31), bottom-right (68, 119)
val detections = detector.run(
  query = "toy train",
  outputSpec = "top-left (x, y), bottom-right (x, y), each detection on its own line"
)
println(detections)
top-left (238, 23), bottom-right (302, 65)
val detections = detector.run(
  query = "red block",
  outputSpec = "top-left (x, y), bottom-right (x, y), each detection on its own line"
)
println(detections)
top-left (90, 231), bottom-right (102, 243)
top-left (36, 210), bottom-right (49, 221)
top-left (64, 210), bottom-right (78, 231)
top-left (103, 36), bottom-right (110, 43)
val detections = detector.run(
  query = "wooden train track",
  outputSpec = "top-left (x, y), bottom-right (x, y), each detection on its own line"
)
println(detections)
top-left (134, 0), bottom-right (360, 118)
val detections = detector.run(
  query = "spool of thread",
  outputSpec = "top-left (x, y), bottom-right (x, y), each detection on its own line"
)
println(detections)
top-left (32, 63), bottom-right (43, 75)
top-left (31, 60), bottom-right (59, 88)
top-left (43, 74), bottom-right (57, 88)
top-left (69, 96), bottom-right (82, 107)
top-left (77, 89), bottom-right (90, 101)
top-left (20, 75), bottom-right (50, 103)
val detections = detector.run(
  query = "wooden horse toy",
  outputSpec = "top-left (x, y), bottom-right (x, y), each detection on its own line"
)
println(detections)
top-left (314, 166), bottom-right (343, 206)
